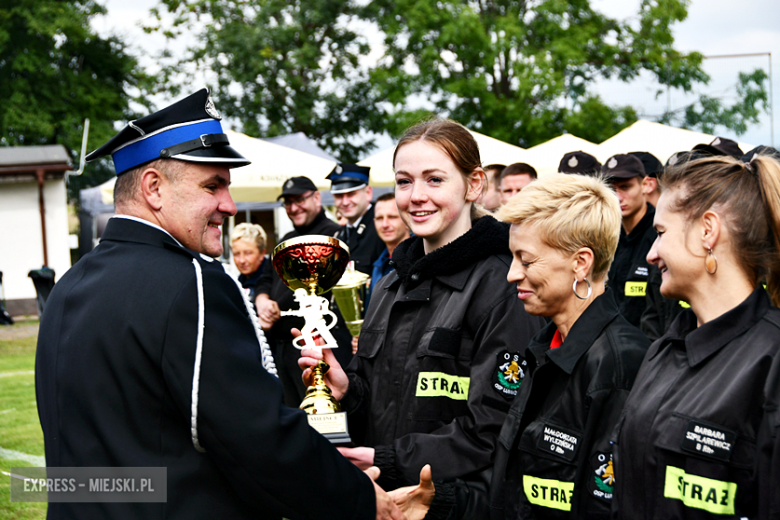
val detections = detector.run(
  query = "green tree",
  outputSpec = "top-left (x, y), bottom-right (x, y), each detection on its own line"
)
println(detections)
top-left (0, 0), bottom-right (151, 201)
top-left (365, 0), bottom-right (765, 146)
top-left (150, 0), bottom-right (383, 161)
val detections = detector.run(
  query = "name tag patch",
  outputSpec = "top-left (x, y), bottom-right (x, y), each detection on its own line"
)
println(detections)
top-left (523, 475), bottom-right (574, 511)
top-left (634, 266), bottom-right (648, 277)
top-left (663, 466), bottom-right (737, 515)
top-left (415, 372), bottom-right (469, 400)
top-left (537, 425), bottom-right (580, 461)
top-left (680, 420), bottom-right (735, 462)
top-left (625, 281), bottom-right (647, 297)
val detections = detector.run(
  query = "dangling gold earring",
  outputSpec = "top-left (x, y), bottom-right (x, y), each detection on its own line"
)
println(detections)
top-left (705, 248), bottom-right (718, 274)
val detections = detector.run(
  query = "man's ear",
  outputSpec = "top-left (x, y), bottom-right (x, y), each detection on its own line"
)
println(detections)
top-left (365, 185), bottom-right (373, 201)
top-left (641, 176), bottom-right (653, 195)
top-left (140, 167), bottom-right (166, 211)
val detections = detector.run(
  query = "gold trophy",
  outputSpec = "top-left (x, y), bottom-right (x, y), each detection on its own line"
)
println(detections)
top-left (332, 263), bottom-right (371, 337)
top-left (272, 235), bottom-right (352, 444)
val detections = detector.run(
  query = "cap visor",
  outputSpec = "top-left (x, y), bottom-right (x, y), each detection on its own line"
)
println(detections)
top-left (330, 181), bottom-right (367, 194)
top-left (172, 145), bottom-right (250, 168)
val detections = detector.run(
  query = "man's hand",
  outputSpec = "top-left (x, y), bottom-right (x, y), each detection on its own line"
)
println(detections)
top-left (388, 465), bottom-right (435, 520)
top-left (337, 446), bottom-right (375, 470)
top-left (365, 467), bottom-right (406, 520)
top-left (297, 338), bottom-right (349, 400)
top-left (351, 335), bottom-right (360, 355)
top-left (255, 294), bottom-right (280, 330)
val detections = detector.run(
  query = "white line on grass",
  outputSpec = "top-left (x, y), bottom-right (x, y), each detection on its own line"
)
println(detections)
top-left (0, 371), bottom-right (34, 378)
top-left (0, 447), bottom-right (45, 466)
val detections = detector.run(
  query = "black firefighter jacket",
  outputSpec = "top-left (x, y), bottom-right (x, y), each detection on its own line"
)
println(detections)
top-left (341, 216), bottom-right (545, 507)
top-left (36, 217), bottom-right (375, 520)
top-left (489, 290), bottom-right (648, 520)
top-left (612, 286), bottom-right (780, 519)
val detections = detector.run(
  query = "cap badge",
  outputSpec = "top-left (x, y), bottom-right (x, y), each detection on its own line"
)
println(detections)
top-left (205, 96), bottom-right (222, 120)
top-left (335, 165), bottom-right (343, 174)
top-left (285, 179), bottom-right (294, 189)
top-left (712, 137), bottom-right (721, 146)
top-left (608, 158), bottom-right (618, 169)
top-left (668, 154), bottom-right (679, 166)
top-left (568, 156), bottom-right (578, 168)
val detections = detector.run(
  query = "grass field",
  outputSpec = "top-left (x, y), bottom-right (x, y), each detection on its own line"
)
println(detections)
top-left (0, 321), bottom-right (46, 519)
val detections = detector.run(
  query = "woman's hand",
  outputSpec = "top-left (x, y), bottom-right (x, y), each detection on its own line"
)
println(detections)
top-left (337, 446), bottom-right (375, 470)
top-left (388, 465), bottom-right (435, 520)
top-left (295, 332), bottom-right (349, 400)
top-left (255, 294), bottom-right (280, 330)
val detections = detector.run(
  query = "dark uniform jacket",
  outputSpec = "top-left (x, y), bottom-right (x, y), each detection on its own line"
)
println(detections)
top-left (341, 216), bottom-right (545, 504)
top-left (639, 264), bottom-right (685, 341)
top-left (612, 286), bottom-right (780, 519)
top-left (334, 204), bottom-right (386, 276)
top-left (36, 217), bottom-right (375, 520)
top-left (255, 209), bottom-right (353, 407)
top-left (608, 203), bottom-right (656, 327)
top-left (489, 290), bottom-right (648, 520)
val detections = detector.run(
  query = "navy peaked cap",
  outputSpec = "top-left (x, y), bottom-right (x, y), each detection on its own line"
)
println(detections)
top-left (327, 163), bottom-right (370, 194)
top-left (85, 88), bottom-right (249, 175)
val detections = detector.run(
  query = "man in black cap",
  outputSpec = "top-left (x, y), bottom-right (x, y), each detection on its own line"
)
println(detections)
top-left (35, 89), bottom-right (400, 520)
top-left (558, 150), bottom-right (602, 176)
top-left (603, 153), bottom-right (656, 328)
top-left (328, 164), bottom-right (386, 276)
top-left (255, 175), bottom-right (354, 408)
top-left (628, 151), bottom-right (663, 207)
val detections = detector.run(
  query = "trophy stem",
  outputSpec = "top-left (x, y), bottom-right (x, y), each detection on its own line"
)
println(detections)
top-left (300, 360), bottom-right (342, 414)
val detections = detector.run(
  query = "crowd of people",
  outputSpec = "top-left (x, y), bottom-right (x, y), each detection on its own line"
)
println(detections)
top-left (34, 88), bottom-right (780, 520)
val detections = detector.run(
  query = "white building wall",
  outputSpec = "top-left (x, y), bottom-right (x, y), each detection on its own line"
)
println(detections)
top-left (0, 179), bottom-right (72, 301)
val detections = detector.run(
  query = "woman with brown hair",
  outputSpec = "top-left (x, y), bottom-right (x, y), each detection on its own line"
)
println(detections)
top-left (300, 118), bottom-right (544, 517)
top-left (612, 153), bottom-right (780, 519)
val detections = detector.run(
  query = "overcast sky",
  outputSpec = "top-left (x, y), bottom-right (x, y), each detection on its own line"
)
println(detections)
top-left (92, 0), bottom-right (780, 154)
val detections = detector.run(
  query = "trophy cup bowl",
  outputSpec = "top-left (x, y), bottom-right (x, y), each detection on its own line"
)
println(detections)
top-left (272, 235), bottom-right (352, 444)
top-left (332, 265), bottom-right (371, 337)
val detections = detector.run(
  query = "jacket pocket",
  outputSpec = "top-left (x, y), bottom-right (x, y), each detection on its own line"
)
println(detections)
top-left (652, 412), bottom-right (756, 516)
top-left (356, 329), bottom-right (384, 359)
top-left (415, 327), bottom-right (474, 361)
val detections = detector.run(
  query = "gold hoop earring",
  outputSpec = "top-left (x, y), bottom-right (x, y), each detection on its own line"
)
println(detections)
top-left (705, 248), bottom-right (718, 275)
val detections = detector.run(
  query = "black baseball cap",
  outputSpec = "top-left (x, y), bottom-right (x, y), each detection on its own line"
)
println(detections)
top-left (602, 154), bottom-right (646, 180)
top-left (741, 145), bottom-right (780, 163)
top-left (86, 88), bottom-right (249, 175)
top-left (277, 176), bottom-right (318, 200)
top-left (692, 137), bottom-right (743, 158)
top-left (558, 151), bottom-right (602, 175)
top-left (628, 152), bottom-right (663, 178)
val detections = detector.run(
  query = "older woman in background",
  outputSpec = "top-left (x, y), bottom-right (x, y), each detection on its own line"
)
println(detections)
top-left (230, 222), bottom-right (268, 303)
top-left (613, 154), bottom-right (780, 519)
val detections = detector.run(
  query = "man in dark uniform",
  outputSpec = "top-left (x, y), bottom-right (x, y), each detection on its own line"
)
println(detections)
top-left (329, 164), bottom-right (386, 276)
top-left (604, 153), bottom-right (656, 328)
top-left (35, 89), bottom-right (400, 520)
top-left (628, 151), bottom-right (663, 207)
top-left (255, 176), bottom-right (354, 407)
top-left (558, 150), bottom-right (602, 176)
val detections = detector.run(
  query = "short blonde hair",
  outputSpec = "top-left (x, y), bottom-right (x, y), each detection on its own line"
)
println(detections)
top-left (498, 173), bottom-right (621, 280)
top-left (229, 223), bottom-right (267, 252)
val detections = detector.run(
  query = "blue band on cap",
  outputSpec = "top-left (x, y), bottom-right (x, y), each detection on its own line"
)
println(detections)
top-left (330, 170), bottom-right (369, 184)
top-left (112, 120), bottom-right (224, 174)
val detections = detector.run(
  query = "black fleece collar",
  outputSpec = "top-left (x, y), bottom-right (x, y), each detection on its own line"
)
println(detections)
top-left (391, 215), bottom-right (511, 286)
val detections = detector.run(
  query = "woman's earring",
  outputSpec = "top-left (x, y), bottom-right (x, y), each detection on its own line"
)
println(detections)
top-left (705, 248), bottom-right (718, 275)
top-left (573, 277), bottom-right (592, 300)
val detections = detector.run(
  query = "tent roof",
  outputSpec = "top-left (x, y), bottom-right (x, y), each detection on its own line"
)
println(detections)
top-left (358, 129), bottom-right (527, 187)
top-left (261, 132), bottom-right (338, 162)
top-left (98, 130), bottom-right (337, 204)
top-left (596, 120), bottom-right (754, 164)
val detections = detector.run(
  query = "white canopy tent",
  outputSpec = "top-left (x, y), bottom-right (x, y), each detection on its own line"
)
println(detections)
top-left (521, 134), bottom-right (602, 178)
top-left (98, 130), bottom-right (338, 204)
top-left (358, 130), bottom-right (527, 187)
top-left (596, 120), bottom-right (754, 164)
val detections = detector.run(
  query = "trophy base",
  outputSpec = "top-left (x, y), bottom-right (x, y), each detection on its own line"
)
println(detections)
top-left (306, 412), bottom-right (353, 446)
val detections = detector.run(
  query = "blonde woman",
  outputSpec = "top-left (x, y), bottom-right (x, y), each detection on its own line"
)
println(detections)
top-left (229, 222), bottom-right (268, 302)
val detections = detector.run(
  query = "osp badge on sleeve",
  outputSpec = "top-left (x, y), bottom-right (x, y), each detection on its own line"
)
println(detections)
top-left (588, 452), bottom-right (615, 502)
top-left (493, 350), bottom-right (525, 398)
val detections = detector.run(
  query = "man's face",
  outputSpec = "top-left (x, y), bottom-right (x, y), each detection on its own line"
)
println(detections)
top-left (374, 198), bottom-right (409, 248)
top-left (333, 186), bottom-right (372, 224)
top-left (499, 173), bottom-right (534, 205)
top-left (480, 167), bottom-right (502, 211)
top-left (611, 176), bottom-right (647, 220)
top-left (283, 190), bottom-right (321, 227)
top-left (159, 163), bottom-right (237, 257)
